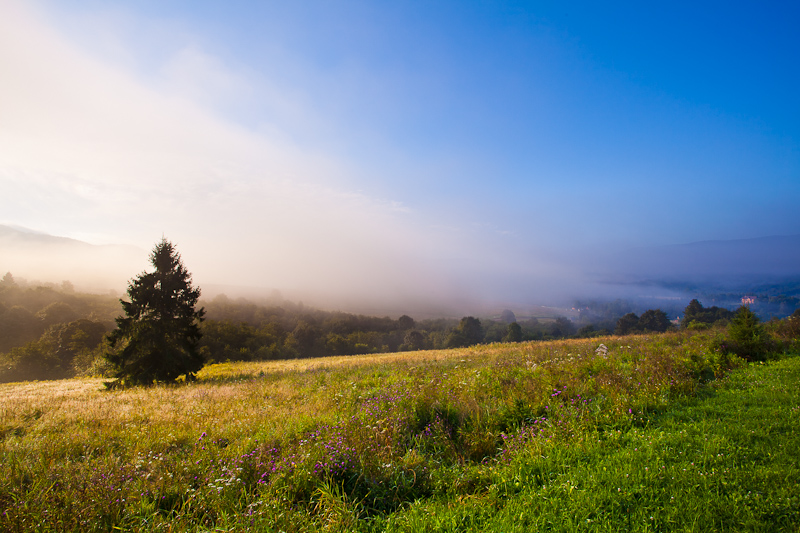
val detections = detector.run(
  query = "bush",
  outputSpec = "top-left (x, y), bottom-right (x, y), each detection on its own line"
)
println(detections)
top-left (0, 339), bottom-right (63, 382)
top-left (774, 309), bottom-right (800, 339)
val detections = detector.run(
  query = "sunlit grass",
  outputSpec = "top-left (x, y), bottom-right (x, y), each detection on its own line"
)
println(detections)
top-left (1, 331), bottom-right (798, 531)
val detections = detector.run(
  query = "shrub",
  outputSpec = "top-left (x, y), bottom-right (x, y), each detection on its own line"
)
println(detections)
top-left (774, 309), bottom-right (800, 339)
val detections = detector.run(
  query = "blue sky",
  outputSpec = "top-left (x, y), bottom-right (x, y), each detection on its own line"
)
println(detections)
top-left (1, 1), bottom-right (798, 310)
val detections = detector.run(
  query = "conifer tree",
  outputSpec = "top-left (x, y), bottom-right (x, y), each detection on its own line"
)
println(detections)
top-left (106, 238), bottom-right (205, 386)
top-left (726, 305), bottom-right (768, 361)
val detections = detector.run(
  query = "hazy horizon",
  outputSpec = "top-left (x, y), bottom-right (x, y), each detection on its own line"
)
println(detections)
top-left (3, 223), bottom-right (798, 319)
top-left (2, 1), bottom-right (798, 314)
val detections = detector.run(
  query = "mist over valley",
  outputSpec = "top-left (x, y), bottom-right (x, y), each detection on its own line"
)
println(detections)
top-left (2, 223), bottom-right (799, 320)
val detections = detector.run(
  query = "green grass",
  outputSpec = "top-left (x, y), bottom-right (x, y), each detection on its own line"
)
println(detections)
top-left (1, 332), bottom-right (798, 531)
top-left (376, 358), bottom-right (800, 532)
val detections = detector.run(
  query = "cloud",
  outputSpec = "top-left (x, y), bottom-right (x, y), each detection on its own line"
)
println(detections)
top-left (3, 1), bottom-right (677, 314)
top-left (159, 46), bottom-right (253, 105)
top-left (1, 1), bottom-right (540, 312)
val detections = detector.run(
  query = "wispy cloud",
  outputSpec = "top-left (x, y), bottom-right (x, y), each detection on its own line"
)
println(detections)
top-left (0, 1), bottom-right (555, 311)
top-left (4, 1), bottom-right (796, 313)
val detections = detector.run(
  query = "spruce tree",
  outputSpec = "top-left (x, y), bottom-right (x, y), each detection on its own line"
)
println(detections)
top-left (106, 239), bottom-right (205, 386)
top-left (638, 309), bottom-right (672, 333)
top-left (726, 305), bottom-right (769, 361)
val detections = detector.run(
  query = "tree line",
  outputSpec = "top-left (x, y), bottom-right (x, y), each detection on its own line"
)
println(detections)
top-left (2, 240), bottom-right (799, 384)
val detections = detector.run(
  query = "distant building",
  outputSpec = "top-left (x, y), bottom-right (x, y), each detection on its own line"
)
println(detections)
top-left (742, 296), bottom-right (756, 305)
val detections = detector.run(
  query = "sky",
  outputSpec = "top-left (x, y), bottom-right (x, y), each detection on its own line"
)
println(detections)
top-left (1, 0), bottom-right (798, 312)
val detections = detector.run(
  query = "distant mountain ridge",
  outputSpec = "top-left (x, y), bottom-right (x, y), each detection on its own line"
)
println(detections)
top-left (591, 234), bottom-right (800, 295)
top-left (639, 234), bottom-right (800, 277)
top-left (0, 224), bottom-right (146, 291)
top-left (1, 225), bottom-right (96, 249)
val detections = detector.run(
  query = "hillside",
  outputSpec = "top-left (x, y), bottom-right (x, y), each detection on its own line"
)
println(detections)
top-left (0, 224), bottom-right (145, 292)
top-left (1, 331), bottom-right (799, 531)
top-left (591, 234), bottom-right (800, 292)
top-left (0, 280), bottom-right (586, 384)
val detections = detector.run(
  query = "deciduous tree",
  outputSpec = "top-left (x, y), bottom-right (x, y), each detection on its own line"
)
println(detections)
top-left (446, 317), bottom-right (484, 348)
top-left (397, 315), bottom-right (415, 330)
top-left (504, 322), bottom-right (523, 342)
top-left (549, 316), bottom-right (576, 338)
top-left (615, 313), bottom-right (640, 335)
top-left (638, 309), bottom-right (672, 333)
top-left (499, 309), bottom-right (517, 324)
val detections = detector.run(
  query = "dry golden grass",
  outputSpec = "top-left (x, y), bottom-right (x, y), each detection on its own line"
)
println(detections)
top-left (195, 345), bottom-right (484, 378)
top-left (0, 341), bottom-right (559, 452)
top-left (0, 333), bottom-right (690, 455)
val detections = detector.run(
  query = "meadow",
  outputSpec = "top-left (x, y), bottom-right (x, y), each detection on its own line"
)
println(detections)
top-left (1, 330), bottom-right (798, 531)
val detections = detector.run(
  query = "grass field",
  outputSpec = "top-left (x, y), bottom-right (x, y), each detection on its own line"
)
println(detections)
top-left (1, 331), bottom-right (798, 531)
